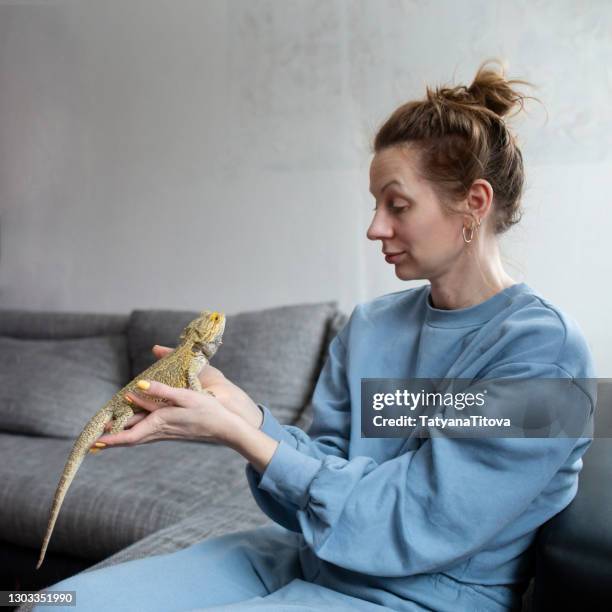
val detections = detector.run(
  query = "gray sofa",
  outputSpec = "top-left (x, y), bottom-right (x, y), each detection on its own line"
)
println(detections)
top-left (1, 304), bottom-right (609, 611)
top-left (0, 302), bottom-right (346, 611)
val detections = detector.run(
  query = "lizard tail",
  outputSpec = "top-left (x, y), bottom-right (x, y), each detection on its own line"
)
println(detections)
top-left (36, 408), bottom-right (113, 569)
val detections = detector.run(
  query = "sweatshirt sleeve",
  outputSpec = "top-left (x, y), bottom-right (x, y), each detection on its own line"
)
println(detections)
top-left (251, 360), bottom-right (595, 576)
top-left (245, 332), bottom-right (352, 531)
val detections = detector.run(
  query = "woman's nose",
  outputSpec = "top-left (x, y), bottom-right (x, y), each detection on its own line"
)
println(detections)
top-left (367, 212), bottom-right (394, 241)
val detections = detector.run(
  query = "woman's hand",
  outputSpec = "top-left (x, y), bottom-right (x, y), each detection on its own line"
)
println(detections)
top-left (149, 345), bottom-right (264, 429)
top-left (96, 379), bottom-right (243, 449)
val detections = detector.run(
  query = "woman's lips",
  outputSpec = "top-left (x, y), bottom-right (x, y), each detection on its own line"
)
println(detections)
top-left (384, 252), bottom-right (406, 264)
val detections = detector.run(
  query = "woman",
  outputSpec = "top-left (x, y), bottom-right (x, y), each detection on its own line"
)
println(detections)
top-left (35, 59), bottom-right (596, 612)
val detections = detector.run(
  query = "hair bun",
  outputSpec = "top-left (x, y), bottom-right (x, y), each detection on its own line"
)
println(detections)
top-left (466, 58), bottom-right (535, 119)
top-left (427, 59), bottom-right (537, 121)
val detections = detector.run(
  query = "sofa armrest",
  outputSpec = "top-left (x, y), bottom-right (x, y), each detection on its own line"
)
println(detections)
top-left (534, 434), bottom-right (612, 609)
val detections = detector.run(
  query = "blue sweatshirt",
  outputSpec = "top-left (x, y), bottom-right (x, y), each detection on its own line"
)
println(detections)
top-left (245, 282), bottom-right (596, 609)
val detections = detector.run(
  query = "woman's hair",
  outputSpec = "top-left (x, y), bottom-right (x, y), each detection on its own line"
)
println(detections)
top-left (372, 58), bottom-right (542, 234)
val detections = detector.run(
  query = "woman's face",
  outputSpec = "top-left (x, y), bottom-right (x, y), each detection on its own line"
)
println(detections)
top-left (367, 145), bottom-right (466, 281)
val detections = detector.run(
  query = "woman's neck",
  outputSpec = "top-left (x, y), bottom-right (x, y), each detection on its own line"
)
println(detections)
top-left (428, 248), bottom-right (516, 310)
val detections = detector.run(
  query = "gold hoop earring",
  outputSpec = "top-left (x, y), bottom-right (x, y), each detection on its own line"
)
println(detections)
top-left (462, 223), bottom-right (478, 244)
top-left (463, 217), bottom-right (481, 243)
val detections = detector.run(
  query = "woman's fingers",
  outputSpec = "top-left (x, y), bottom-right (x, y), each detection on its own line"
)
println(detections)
top-left (97, 413), bottom-right (163, 447)
top-left (100, 383), bottom-right (181, 436)
top-left (152, 344), bottom-right (175, 359)
top-left (125, 391), bottom-right (170, 412)
top-left (134, 379), bottom-right (195, 408)
top-left (94, 379), bottom-right (229, 449)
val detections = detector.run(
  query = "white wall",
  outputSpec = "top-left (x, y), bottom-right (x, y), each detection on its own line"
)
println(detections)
top-left (0, 1), bottom-right (610, 375)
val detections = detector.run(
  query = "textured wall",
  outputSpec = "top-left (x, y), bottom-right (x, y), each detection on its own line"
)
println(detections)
top-left (0, 0), bottom-right (610, 374)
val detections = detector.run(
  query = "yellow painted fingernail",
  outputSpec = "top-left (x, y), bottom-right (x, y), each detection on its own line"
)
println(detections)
top-left (94, 442), bottom-right (107, 448)
top-left (124, 394), bottom-right (133, 403)
top-left (137, 380), bottom-right (150, 390)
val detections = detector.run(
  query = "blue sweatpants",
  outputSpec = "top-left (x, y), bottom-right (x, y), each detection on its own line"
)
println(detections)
top-left (32, 524), bottom-right (394, 612)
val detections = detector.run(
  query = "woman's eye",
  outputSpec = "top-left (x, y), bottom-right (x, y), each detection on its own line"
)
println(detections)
top-left (371, 200), bottom-right (409, 212)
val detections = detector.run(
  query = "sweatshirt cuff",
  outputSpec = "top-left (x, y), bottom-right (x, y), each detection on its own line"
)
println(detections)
top-left (258, 439), bottom-right (322, 509)
top-left (257, 403), bottom-right (298, 448)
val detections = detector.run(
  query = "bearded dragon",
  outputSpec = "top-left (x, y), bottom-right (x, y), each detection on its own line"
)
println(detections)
top-left (36, 310), bottom-right (226, 570)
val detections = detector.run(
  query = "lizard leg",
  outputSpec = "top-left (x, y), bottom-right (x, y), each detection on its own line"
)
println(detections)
top-left (188, 359), bottom-right (216, 397)
top-left (109, 405), bottom-right (136, 434)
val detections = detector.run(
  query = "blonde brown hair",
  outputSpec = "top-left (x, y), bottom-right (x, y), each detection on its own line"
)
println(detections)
top-left (372, 59), bottom-right (541, 234)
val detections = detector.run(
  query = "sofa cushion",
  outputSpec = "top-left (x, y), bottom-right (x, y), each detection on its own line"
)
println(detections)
top-left (0, 431), bottom-right (263, 561)
top-left (127, 302), bottom-right (339, 425)
top-left (0, 335), bottom-right (130, 439)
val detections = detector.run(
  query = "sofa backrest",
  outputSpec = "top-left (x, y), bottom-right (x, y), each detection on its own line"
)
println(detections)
top-left (0, 309), bottom-right (129, 338)
top-left (0, 309), bottom-right (131, 438)
top-left (293, 309), bottom-right (349, 430)
top-left (0, 302), bottom-right (348, 438)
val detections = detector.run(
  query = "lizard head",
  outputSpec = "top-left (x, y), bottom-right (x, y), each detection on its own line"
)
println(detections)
top-left (179, 310), bottom-right (226, 359)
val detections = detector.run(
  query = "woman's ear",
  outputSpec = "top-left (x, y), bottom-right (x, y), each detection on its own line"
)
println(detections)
top-left (466, 178), bottom-right (493, 220)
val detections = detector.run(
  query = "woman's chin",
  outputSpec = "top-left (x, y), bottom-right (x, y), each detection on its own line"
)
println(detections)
top-left (396, 271), bottom-right (415, 282)
top-left (394, 262), bottom-right (416, 281)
